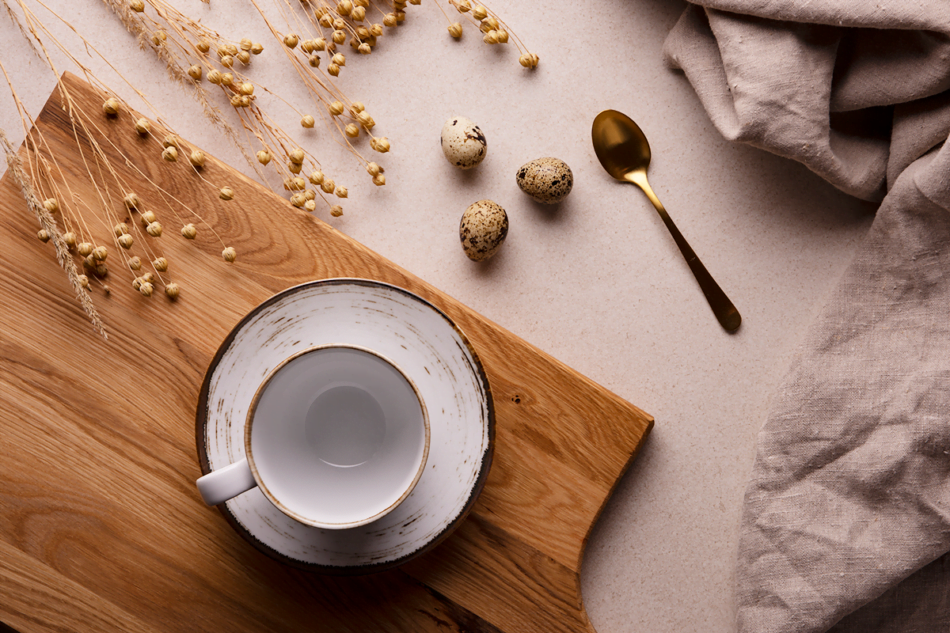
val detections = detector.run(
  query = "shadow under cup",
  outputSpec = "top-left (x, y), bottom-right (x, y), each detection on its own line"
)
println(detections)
top-left (247, 345), bottom-right (429, 529)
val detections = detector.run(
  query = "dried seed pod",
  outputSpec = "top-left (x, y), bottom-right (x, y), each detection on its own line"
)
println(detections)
top-left (221, 73), bottom-right (234, 86)
top-left (352, 6), bottom-right (366, 21)
top-left (139, 281), bottom-right (154, 297)
top-left (314, 38), bottom-right (327, 51)
top-left (165, 282), bottom-right (180, 300)
top-left (222, 246), bottom-right (237, 262)
top-left (328, 63), bottom-right (341, 77)
top-left (114, 223), bottom-right (129, 237)
top-left (64, 232), bottom-right (77, 248)
top-left (37, 229), bottom-right (50, 243)
top-left (141, 210), bottom-right (157, 225)
top-left (78, 242), bottom-right (94, 257)
top-left (103, 97), bottom-right (120, 116)
top-left (285, 177), bottom-right (307, 191)
top-left (371, 137), bottom-right (391, 153)
top-left (240, 38), bottom-right (253, 51)
top-left (483, 30), bottom-right (498, 44)
top-left (345, 123), bottom-right (360, 138)
top-left (283, 33), bottom-right (299, 49)
top-left (142, 272), bottom-right (156, 284)
top-left (129, 256), bottom-right (142, 271)
top-left (146, 221), bottom-right (163, 237)
top-left (188, 65), bottom-right (202, 81)
top-left (118, 234), bottom-right (134, 249)
top-left (370, 23), bottom-right (384, 37)
top-left (383, 13), bottom-right (397, 27)
top-left (92, 246), bottom-right (109, 261)
top-left (288, 162), bottom-right (303, 174)
top-left (366, 162), bottom-right (380, 177)
top-left (289, 148), bottom-right (305, 164)
top-left (132, 276), bottom-right (142, 290)
top-left (304, 190), bottom-right (316, 201)
top-left (130, 0), bottom-right (145, 12)
top-left (43, 198), bottom-right (59, 213)
top-left (332, 53), bottom-right (346, 67)
top-left (301, 39), bottom-right (316, 54)
top-left (197, 38), bottom-right (211, 53)
top-left (250, 42), bottom-right (264, 55)
top-left (373, 173), bottom-right (386, 186)
top-left (207, 69), bottom-right (222, 84)
top-left (124, 192), bottom-right (141, 209)
top-left (219, 187), bottom-right (235, 201)
top-left (457, 0), bottom-right (471, 11)
top-left (239, 82), bottom-right (254, 96)
top-left (337, 0), bottom-right (353, 16)
top-left (95, 262), bottom-right (109, 278)
top-left (472, 5), bottom-right (487, 19)
top-left (78, 274), bottom-right (89, 288)
top-left (336, 186), bottom-right (348, 199)
top-left (135, 118), bottom-right (151, 135)
top-left (357, 111), bottom-right (375, 129)
top-left (330, 205), bottom-right (343, 217)
top-left (332, 30), bottom-right (347, 44)
top-left (319, 13), bottom-right (333, 27)
top-left (304, 199), bottom-right (317, 212)
top-left (237, 51), bottom-right (251, 65)
top-left (83, 254), bottom-right (95, 269)
top-left (181, 224), bottom-right (197, 239)
top-left (496, 30), bottom-right (509, 43)
top-left (256, 150), bottom-right (272, 165)
top-left (162, 146), bottom-right (178, 162)
top-left (308, 170), bottom-right (325, 185)
top-left (321, 179), bottom-right (336, 194)
top-left (220, 55), bottom-right (234, 68)
top-left (358, 43), bottom-right (372, 54)
top-left (301, 115), bottom-right (315, 128)
top-left (350, 101), bottom-right (365, 115)
top-left (328, 101), bottom-right (345, 116)
top-left (290, 193), bottom-right (306, 208)
top-left (153, 257), bottom-right (168, 272)
top-left (308, 54), bottom-right (321, 68)
top-left (150, 30), bottom-right (167, 46)
top-left (189, 150), bottom-right (206, 168)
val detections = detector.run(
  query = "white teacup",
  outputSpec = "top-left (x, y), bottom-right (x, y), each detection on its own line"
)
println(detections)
top-left (196, 344), bottom-right (430, 530)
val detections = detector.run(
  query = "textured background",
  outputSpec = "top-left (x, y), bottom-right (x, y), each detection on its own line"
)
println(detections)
top-left (0, 0), bottom-right (876, 630)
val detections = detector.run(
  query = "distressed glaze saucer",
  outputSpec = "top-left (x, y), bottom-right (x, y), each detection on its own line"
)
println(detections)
top-left (196, 278), bottom-right (494, 574)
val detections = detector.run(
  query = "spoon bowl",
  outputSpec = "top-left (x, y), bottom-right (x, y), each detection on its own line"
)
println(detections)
top-left (591, 109), bottom-right (741, 332)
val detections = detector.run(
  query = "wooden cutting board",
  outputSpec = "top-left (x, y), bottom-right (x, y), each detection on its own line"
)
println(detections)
top-left (0, 73), bottom-right (652, 633)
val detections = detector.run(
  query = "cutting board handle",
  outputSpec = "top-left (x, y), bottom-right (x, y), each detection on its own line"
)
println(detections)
top-left (196, 459), bottom-right (256, 505)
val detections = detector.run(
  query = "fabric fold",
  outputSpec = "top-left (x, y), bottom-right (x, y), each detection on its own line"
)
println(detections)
top-left (663, 2), bottom-right (950, 631)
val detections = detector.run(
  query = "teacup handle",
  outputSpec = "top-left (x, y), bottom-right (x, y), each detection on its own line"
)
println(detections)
top-left (196, 458), bottom-right (256, 506)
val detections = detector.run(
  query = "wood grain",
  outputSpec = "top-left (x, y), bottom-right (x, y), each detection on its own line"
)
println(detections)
top-left (0, 73), bottom-right (653, 633)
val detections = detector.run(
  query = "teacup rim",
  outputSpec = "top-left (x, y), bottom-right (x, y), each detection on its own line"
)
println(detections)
top-left (244, 343), bottom-right (431, 530)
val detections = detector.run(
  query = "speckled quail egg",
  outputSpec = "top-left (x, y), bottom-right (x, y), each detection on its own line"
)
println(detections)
top-left (441, 116), bottom-right (487, 170)
top-left (459, 200), bottom-right (508, 262)
top-left (516, 157), bottom-right (574, 204)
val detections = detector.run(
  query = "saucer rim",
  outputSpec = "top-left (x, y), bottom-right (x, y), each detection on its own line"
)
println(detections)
top-left (195, 277), bottom-right (495, 575)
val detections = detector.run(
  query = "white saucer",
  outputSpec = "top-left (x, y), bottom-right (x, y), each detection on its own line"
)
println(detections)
top-left (196, 279), bottom-right (495, 574)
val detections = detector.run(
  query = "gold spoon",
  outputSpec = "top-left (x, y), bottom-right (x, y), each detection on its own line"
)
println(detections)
top-left (592, 109), bottom-right (741, 332)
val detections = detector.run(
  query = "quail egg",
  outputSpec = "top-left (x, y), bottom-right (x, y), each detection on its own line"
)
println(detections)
top-left (516, 157), bottom-right (574, 204)
top-left (441, 116), bottom-right (487, 170)
top-left (459, 200), bottom-right (508, 261)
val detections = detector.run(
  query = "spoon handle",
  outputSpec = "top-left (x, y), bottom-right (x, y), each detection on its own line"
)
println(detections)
top-left (632, 174), bottom-right (741, 332)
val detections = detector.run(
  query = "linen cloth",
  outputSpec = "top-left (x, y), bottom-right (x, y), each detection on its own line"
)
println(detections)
top-left (663, 3), bottom-right (950, 632)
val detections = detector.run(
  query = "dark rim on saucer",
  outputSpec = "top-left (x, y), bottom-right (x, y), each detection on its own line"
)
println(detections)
top-left (243, 344), bottom-right (431, 530)
top-left (195, 278), bottom-right (495, 575)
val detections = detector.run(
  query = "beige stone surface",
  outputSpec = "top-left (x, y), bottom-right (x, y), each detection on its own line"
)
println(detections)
top-left (0, 0), bottom-right (876, 631)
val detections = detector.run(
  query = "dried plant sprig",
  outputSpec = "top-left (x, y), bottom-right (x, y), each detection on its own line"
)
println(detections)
top-left (446, 0), bottom-right (537, 66)
top-left (0, 0), bottom-right (248, 328)
top-left (0, 127), bottom-right (106, 338)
